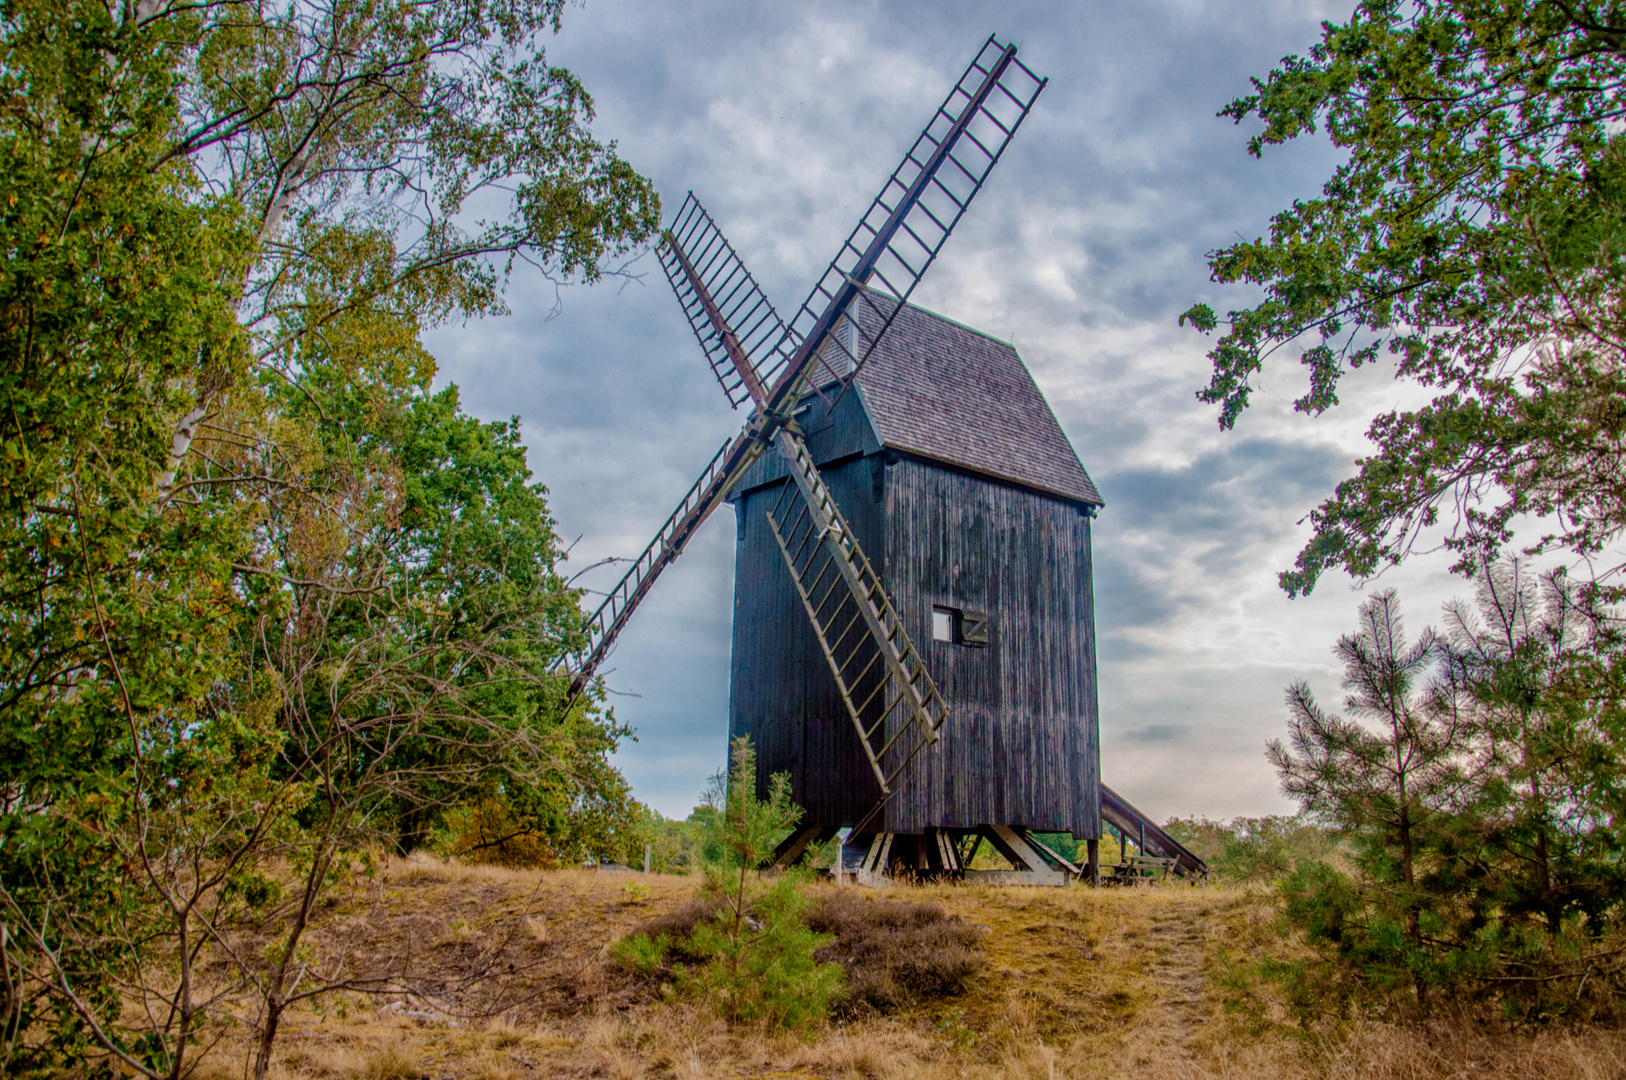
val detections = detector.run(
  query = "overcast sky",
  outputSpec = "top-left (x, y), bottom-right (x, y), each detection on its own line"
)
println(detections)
top-left (426, 0), bottom-right (1475, 825)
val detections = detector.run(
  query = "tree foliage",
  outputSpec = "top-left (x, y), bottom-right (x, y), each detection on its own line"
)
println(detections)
top-left (1182, 0), bottom-right (1626, 594)
top-left (1, 0), bottom-right (659, 1074)
top-left (1434, 561), bottom-right (1626, 938)
top-left (1269, 578), bottom-right (1626, 1018)
top-left (1271, 590), bottom-right (1471, 1004)
top-left (1162, 815), bottom-right (1342, 884)
top-left (613, 738), bottom-right (843, 1031)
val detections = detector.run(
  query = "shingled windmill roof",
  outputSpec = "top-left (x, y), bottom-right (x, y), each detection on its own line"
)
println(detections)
top-left (847, 297), bottom-right (1103, 508)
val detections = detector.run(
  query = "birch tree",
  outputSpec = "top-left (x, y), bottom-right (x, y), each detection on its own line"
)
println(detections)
top-left (1, 0), bottom-right (658, 1073)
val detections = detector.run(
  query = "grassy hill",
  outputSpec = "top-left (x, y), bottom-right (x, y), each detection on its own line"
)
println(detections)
top-left (189, 859), bottom-right (1625, 1080)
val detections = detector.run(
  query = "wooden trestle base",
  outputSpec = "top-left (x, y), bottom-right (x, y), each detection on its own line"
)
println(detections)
top-left (764, 789), bottom-right (1209, 886)
top-left (769, 824), bottom-right (1090, 887)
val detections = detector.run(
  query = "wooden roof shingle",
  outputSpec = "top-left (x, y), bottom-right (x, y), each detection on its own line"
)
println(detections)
top-left (846, 297), bottom-right (1103, 508)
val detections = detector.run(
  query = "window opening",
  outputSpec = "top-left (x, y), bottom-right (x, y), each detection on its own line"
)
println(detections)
top-left (932, 606), bottom-right (990, 647)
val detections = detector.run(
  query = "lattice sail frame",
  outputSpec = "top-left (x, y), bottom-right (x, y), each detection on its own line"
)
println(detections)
top-left (761, 35), bottom-right (1047, 407)
top-left (659, 194), bottom-right (791, 407)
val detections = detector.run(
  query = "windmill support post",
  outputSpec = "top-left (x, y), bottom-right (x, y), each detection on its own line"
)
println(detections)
top-left (766, 786), bottom-right (1207, 886)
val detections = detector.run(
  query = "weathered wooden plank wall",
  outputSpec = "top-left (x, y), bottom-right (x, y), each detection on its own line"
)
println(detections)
top-left (729, 451), bottom-right (1099, 839)
top-left (882, 457), bottom-right (1099, 838)
top-left (729, 451), bottom-right (885, 822)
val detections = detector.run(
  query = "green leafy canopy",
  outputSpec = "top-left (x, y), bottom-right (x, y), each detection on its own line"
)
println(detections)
top-left (1, 0), bottom-right (661, 1074)
top-left (1184, 0), bottom-right (1626, 594)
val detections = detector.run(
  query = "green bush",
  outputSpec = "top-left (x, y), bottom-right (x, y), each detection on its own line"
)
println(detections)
top-left (1164, 815), bottom-right (1342, 884)
top-left (679, 872), bottom-right (844, 1027)
top-left (1253, 582), bottom-right (1626, 1020)
top-left (616, 886), bottom-right (986, 1020)
top-left (611, 737), bottom-right (844, 1029)
top-left (613, 874), bottom-right (844, 1027)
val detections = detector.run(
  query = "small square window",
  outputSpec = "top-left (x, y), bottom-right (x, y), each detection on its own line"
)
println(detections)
top-left (932, 606), bottom-right (990, 647)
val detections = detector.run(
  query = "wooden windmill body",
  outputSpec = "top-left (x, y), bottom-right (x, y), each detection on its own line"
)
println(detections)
top-left (562, 35), bottom-right (1206, 881)
top-left (728, 298), bottom-right (1103, 858)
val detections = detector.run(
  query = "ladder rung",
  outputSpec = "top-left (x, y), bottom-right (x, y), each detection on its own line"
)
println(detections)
top-left (829, 609), bottom-right (867, 662)
top-left (844, 644), bottom-right (884, 689)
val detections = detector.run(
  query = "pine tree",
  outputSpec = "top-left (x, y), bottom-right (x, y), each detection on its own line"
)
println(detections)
top-left (1271, 590), bottom-right (1474, 1006)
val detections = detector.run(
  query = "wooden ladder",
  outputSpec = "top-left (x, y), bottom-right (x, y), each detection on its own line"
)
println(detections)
top-left (764, 429), bottom-right (948, 807)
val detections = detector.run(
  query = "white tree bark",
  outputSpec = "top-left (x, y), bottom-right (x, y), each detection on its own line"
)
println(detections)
top-left (153, 403), bottom-right (209, 503)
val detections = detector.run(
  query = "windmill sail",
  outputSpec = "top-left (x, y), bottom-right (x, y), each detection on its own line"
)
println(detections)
top-left (659, 211), bottom-right (950, 781)
top-left (762, 34), bottom-right (1047, 410)
top-left (659, 194), bottom-right (794, 408)
top-left (564, 431), bottom-right (767, 700)
top-left (562, 35), bottom-right (1046, 752)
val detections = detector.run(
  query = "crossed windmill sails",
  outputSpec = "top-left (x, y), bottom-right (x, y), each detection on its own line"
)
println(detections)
top-left (562, 35), bottom-right (1047, 822)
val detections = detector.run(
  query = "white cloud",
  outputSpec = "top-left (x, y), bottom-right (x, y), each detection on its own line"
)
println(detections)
top-left (425, 0), bottom-right (1516, 823)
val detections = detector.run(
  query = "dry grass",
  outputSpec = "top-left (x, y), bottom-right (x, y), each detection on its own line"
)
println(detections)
top-left (172, 866), bottom-right (1626, 1080)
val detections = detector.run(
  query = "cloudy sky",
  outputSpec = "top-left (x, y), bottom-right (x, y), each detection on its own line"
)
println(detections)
top-left (426, 0), bottom-right (1474, 825)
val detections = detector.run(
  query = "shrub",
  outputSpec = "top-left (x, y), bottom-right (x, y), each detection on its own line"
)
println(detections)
top-left (807, 889), bottom-right (985, 1014)
top-left (611, 897), bottom-right (722, 970)
top-left (611, 737), bottom-right (843, 1029)
top-left (443, 797), bottom-right (561, 869)
top-left (1031, 832), bottom-right (1079, 862)
top-left (681, 873), bottom-right (844, 1028)
top-left (1164, 815), bottom-right (1342, 884)
top-left (616, 885), bottom-right (985, 1019)
top-left (612, 874), bottom-right (844, 1027)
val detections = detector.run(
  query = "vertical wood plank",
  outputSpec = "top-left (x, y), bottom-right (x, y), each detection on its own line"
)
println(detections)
top-left (732, 450), bottom-right (1099, 839)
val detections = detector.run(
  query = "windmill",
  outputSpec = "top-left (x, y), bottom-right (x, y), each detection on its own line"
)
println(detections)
top-left (565, 35), bottom-right (1204, 882)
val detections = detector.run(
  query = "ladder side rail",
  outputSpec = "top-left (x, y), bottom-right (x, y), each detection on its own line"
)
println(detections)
top-left (764, 509), bottom-right (892, 792)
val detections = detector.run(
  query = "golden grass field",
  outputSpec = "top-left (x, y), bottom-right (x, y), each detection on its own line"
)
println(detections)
top-left (180, 857), bottom-right (1626, 1080)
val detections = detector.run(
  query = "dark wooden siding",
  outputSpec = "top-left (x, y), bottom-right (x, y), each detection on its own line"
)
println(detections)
top-left (729, 454), bottom-right (1100, 839)
top-left (881, 457), bottom-right (1099, 837)
top-left (729, 451), bottom-right (886, 823)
